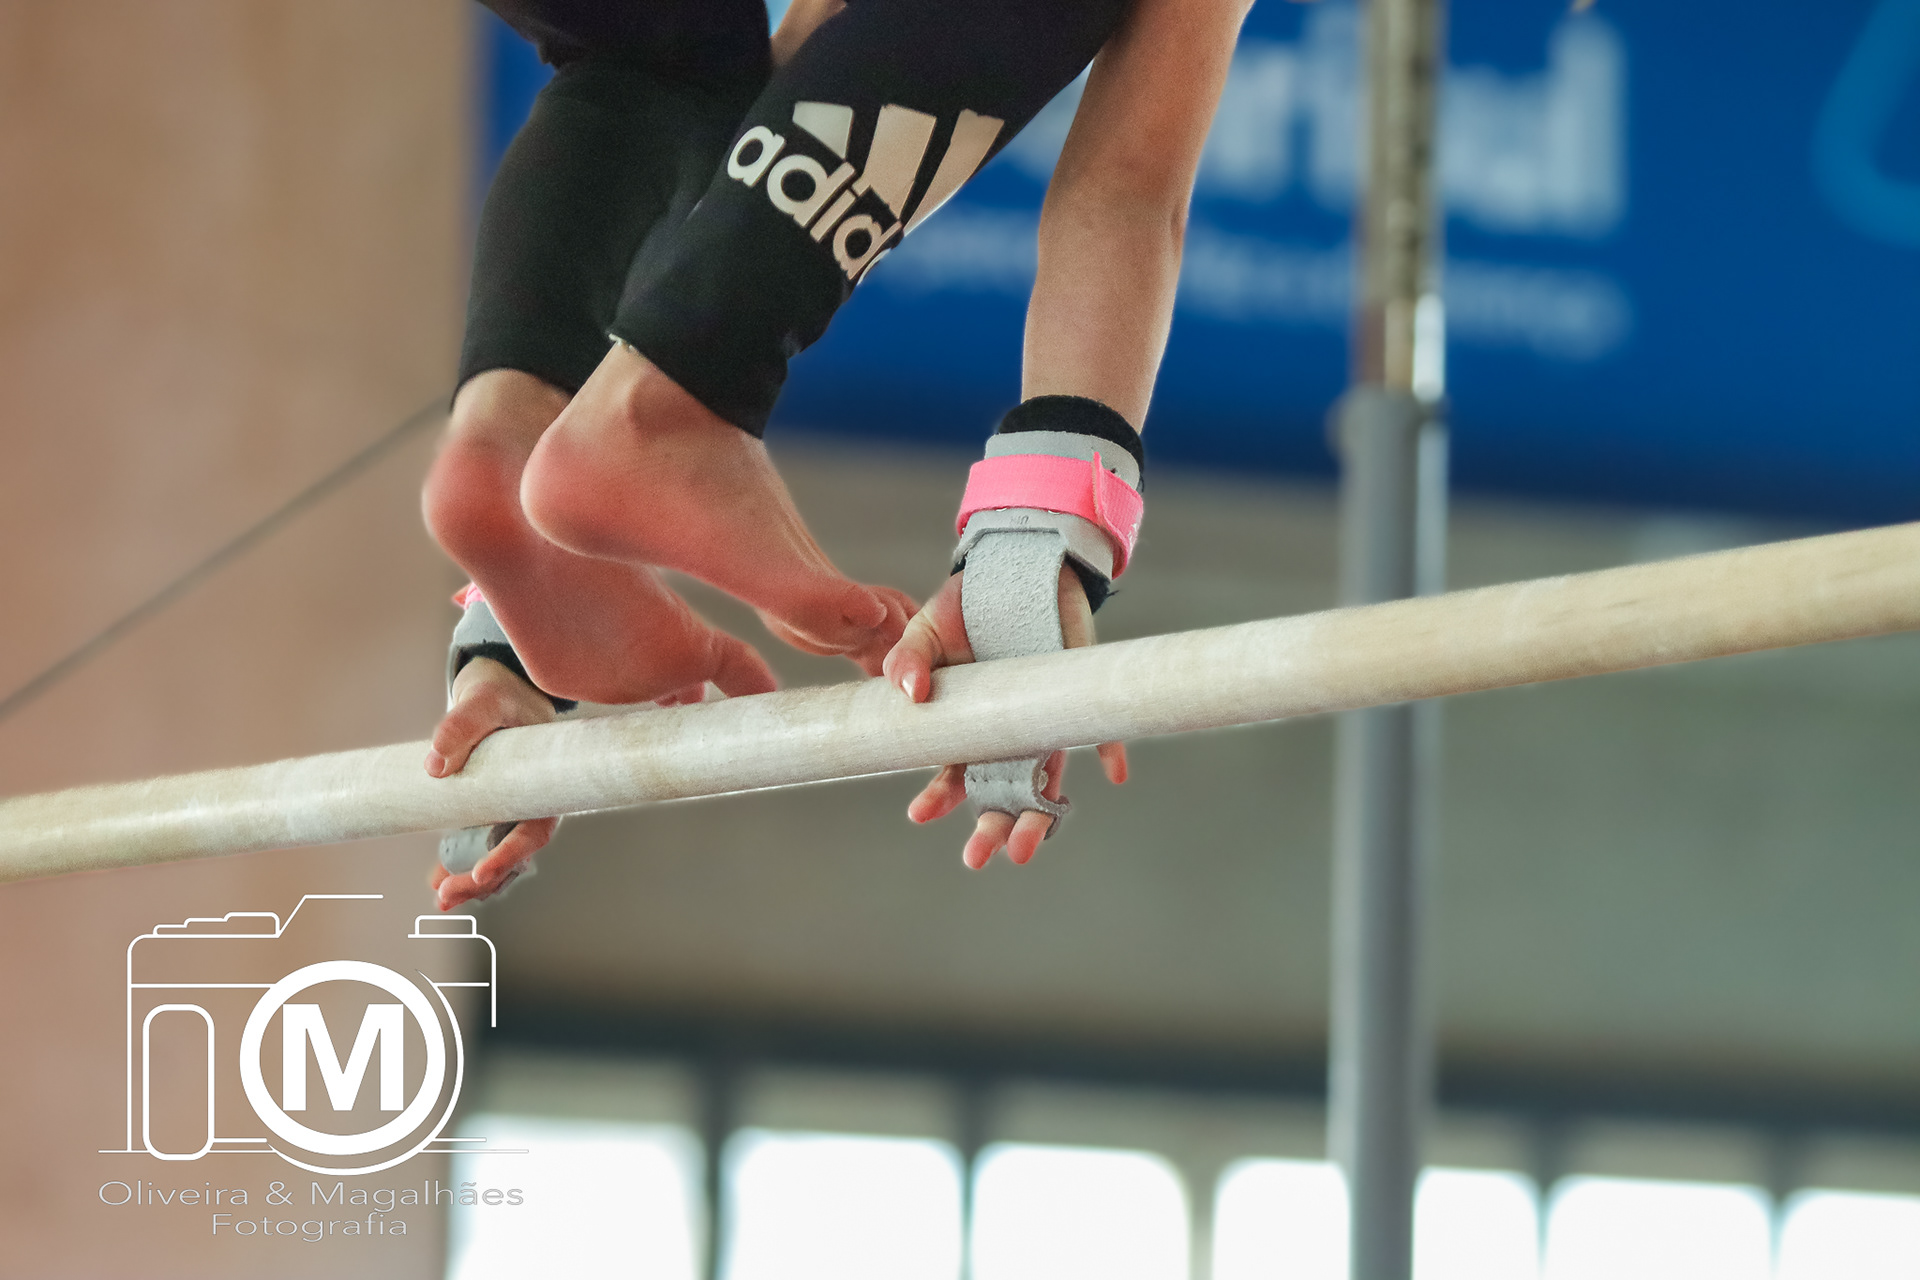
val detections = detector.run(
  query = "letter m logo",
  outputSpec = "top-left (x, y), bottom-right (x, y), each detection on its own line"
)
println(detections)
top-left (280, 1004), bottom-right (404, 1112)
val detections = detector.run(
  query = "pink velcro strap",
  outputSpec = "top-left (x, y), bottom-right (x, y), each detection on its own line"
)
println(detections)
top-left (956, 453), bottom-right (1144, 575)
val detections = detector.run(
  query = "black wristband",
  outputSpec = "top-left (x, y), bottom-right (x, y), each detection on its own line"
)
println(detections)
top-left (994, 395), bottom-right (1146, 490)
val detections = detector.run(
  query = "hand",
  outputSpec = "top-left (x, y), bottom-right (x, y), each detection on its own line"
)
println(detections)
top-left (425, 657), bottom-right (559, 911)
top-left (882, 565), bottom-right (1128, 869)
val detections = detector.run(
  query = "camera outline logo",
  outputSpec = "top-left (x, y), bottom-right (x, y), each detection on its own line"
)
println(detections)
top-left (109, 894), bottom-right (500, 1176)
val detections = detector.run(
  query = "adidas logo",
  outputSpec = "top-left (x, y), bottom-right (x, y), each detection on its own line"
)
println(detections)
top-left (727, 100), bottom-right (1005, 283)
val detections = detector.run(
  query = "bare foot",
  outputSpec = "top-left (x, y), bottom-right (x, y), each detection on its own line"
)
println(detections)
top-left (519, 344), bottom-right (914, 675)
top-left (425, 370), bottom-right (781, 704)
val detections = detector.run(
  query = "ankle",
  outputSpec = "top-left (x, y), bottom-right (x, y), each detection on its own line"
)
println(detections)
top-left (425, 374), bottom-right (563, 565)
top-left (451, 368), bottom-right (569, 447)
top-left (602, 343), bottom-right (746, 448)
top-left (422, 437), bottom-right (527, 567)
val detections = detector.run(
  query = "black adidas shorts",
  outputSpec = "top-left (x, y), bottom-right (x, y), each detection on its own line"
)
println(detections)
top-left (462, 0), bottom-right (1128, 434)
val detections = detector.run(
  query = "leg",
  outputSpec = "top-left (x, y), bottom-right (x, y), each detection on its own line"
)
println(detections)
top-left (522, 0), bottom-right (1125, 665)
top-left (432, 35), bottom-right (793, 704)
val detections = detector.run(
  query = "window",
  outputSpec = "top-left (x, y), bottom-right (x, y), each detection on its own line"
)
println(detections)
top-left (1777, 1188), bottom-right (1920, 1280)
top-left (723, 1130), bottom-right (963, 1280)
top-left (1212, 1159), bottom-right (1346, 1280)
top-left (1212, 1160), bottom-right (1538, 1280)
top-left (446, 1114), bottom-right (700, 1280)
top-left (1415, 1168), bottom-right (1540, 1280)
top-left (972, 1144), bottom-right (1191, 1280)
top-left (1542, 1177), bottom-right (1771, 1280)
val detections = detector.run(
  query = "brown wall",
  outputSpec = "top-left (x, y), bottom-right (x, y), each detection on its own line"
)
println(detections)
top-left (0, 3), bottom-right (468, 1275)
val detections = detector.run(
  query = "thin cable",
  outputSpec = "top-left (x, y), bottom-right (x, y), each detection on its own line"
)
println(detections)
top-left (0, 393), bottom-right (448, 727)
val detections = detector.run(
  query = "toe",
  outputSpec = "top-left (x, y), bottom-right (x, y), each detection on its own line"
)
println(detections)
top-left (709, 633), bottom-right (780, 698)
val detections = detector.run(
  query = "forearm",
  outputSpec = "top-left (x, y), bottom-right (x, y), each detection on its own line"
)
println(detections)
top-left (1021, 0), bottom-right (1250, 432)
top-left (1023, 179), bottom-right (1185, 431)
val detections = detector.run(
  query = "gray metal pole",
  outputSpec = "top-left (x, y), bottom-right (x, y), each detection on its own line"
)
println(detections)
top-left (1327, 0), bottom-right (1447, 1275)
top-left (699, 1052), bottom-right (737, 1280)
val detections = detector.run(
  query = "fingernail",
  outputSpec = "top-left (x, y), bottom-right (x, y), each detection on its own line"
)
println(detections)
top-left (424, 749), bottom-right (446, 776)
top-left (902, 673), bottom-right (917, 701)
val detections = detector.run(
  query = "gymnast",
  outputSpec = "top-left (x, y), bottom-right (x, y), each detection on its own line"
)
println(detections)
top-left (424, 0), bottom-right (1250, 909)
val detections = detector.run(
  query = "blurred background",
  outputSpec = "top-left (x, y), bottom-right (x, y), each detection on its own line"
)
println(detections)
top-left (2, 0), bottom-right (1918, 1276)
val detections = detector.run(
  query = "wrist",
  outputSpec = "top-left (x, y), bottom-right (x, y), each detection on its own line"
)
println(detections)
top-left (952, 396), bottom-right (1146, 612)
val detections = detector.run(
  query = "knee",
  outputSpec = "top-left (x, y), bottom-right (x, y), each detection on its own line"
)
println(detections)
top-left (422, 370), bottom-right (569, 562)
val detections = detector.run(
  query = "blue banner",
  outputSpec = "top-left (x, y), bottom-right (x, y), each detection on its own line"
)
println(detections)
top-left (482, 1), bottom-right (1920, 521)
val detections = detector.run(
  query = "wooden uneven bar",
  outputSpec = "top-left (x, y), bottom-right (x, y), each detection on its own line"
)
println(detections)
top-left (4, 522), bottom-right (1918, 882)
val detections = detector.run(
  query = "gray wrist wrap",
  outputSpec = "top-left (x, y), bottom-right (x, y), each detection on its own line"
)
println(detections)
top-left (960, 532), bottom-right (1074, 827)
top-left (952, 430), bottom-right (1141, 585)
top-left (953, 430), bottom-right (1143, 832)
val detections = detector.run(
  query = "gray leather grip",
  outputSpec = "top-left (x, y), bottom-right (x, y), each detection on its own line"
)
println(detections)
top-left (958, 530), bottom-right (1071, 829)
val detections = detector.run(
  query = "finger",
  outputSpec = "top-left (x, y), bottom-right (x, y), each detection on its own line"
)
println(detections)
top-left (884, 610), bottom-right (945, 703)
top-left (426, 691), bottom-right (512, 777)
top-left (1040, 751), bottom-right (1067, 801)
top-left (708, 632), bottom-right (780, 699)
top-left (962, 811), bottom-right (1016, 870)
top-left (885, 576), bottom-right (970, 699)
top-left (908, 764), bottom-right (969, 823)
top-left (1004, 810), bottom-right (1056, 866)
top-left (999, 754), bottom-right (1066, 865)
top-left (1098, 741), bottom-right (1129, 785)
top-left (436, 871), bottom-right (484, 912)
top-left (1057, 564), bottom-right (1097, 647)
top-left (471, 817), bottom-right (558, 892)
top-left (428, 863), bottom-right (450, 890)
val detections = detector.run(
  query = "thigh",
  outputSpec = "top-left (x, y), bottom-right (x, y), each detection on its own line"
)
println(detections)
top-left (459, 5), bottom-right (770, 395)
top-left (608, 0), bottom-right (1132, 432)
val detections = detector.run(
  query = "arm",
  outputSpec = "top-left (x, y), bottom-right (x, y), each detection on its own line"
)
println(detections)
top-left (1023, 0), bottom-right (1251, 429)
top-left (886, 0), bottom-right (1251, 868)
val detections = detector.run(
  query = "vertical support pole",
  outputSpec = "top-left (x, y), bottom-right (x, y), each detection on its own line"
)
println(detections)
top-left (1762, 1129), bottom-right (1808, 1259)
top-left (955, 1076), bottom-right (992, 1280)
top-left (1328, 0), bottom-right (1447, 1276)
top-left (1525, 1113), bottom-right (1570, 1260)
top-left (699, 1051), bottom-right (737, 1280)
